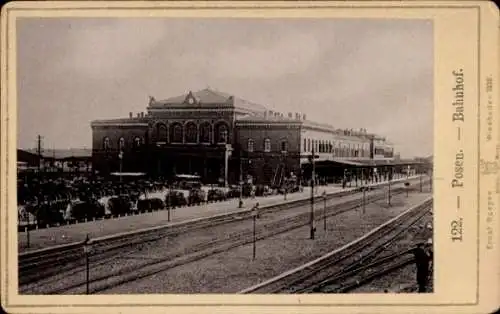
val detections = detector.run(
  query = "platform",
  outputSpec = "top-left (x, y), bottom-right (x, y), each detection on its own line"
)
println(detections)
top-left (18, 176), bottom-right (422, 252)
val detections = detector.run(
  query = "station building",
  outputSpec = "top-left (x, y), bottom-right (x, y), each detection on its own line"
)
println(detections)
top-left (90, 88), bottom-right (399, 186)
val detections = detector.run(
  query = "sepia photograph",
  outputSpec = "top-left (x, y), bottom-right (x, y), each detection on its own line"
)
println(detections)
top-left (2, 2), bottom-right (499, 314)
top-left (16, 17), bottom-right (435, 295)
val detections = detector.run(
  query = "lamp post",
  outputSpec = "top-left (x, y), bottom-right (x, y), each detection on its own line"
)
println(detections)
top-left (310, 149), bottom-right (316, 240)
top-left (252, 203), bottom-right (260, 260)
top-left (83, 234), bottom-right (92, 294)
top-left (420, 171), bottom-right (423, 192)
top-left (388, 171), bottom-right (392, 207)
top-left (322, 190), bottom-right (327, 231)
top-left (239, 155), bottom-right (243, 208)
top-left (282, 151), bottom-right (288, 200)
top-left (362, 186), bottom-right (367, 214)
top-left (283, 177), bottom-right (288, 201)
top-left (118, 151), bottom-right (123, 195)
top-left (26, 209), bottom-right (30, 248)
top-left (167, 183), bottom-right (172, 222)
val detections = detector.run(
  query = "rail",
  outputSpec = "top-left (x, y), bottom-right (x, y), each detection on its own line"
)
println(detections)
top-left (239, 196), bottom-right (433, 294)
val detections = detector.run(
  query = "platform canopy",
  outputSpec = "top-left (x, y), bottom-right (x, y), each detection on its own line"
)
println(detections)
top-left (309, 158), bottom-right (425, 168)
top-left (110, 172), bottom-right (146, 177)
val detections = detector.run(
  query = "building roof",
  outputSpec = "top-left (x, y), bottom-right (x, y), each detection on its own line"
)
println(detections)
top-left (150, 88), bottom-right (268, 113)
top-left (236, 112), bottom-right (302, 124)
top-left (90, 117), bottom-right (149, 127)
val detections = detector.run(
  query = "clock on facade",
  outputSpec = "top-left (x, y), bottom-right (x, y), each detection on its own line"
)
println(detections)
top-left (188, 97), bottom-right (195, 104)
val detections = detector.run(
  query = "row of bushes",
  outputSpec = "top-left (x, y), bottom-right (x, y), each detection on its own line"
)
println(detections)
top-left (19, 185), bottom-right (303, 229)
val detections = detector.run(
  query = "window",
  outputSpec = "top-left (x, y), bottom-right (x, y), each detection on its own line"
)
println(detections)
top-left (185, 122), bottom-right (197, 143)
top-left (303, 139), bottom-right (306, 152)
top-left (264, 138), bottom-right (271, 152)
top-left (307, 139), bottom-right (311, 152)
top-left (118, 137), bottom-right (125, 150)
top-left (215, 123), bottom-right (228, 143)
top-left (199, 122), bottom-right (211, 143)
top-left (170, 123), bottom-right (183, 143)
top-left (103, 137), bottom-right (110, 150)
top-left (157, 123), bottom-right (167, 142)
top-left (134, 137), bottom-right (141, 148)
top-left (248, 139), bottom-right (255, 152)
top-left (280, 140), bottom-right (288, 152)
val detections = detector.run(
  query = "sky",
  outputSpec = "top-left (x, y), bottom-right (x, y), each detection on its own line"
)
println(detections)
top-left (17, 18), bottom-right (433, 158)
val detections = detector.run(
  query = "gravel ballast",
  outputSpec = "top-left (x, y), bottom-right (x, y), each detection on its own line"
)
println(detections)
top-left (100, 191), bottom-right (432, 294)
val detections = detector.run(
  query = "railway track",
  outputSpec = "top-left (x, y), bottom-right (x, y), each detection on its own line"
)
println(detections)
top-left (291, 210), bottom-right (432, 294)
top-left (318, 248), bottom-right (417, 293)
top-left (239, 196), bottom-right (433, 294)
top-left (21, 181), bottom-right (428, 294)
top-left (19, 177), bottom-right (422, 285)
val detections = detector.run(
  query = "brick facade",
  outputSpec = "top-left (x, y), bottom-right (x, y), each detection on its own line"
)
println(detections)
top-left (91, 88), bottom-right (395, 186)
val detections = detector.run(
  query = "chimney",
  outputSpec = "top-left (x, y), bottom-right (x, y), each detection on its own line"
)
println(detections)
top-left (303, 114), bottom-right (306, 121)
top-left (137, 113), bottom-right (140, 118)
top-left (288, 112), bottom-right (293, 118)
top-left (129, 112), bottom-right (133, 118)
top-left (141, 112), bottom-right (145, 118)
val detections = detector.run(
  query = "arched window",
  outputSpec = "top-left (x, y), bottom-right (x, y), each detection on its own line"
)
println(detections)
top-left (264, 138), bottom-right (271, 152)
top-left (118, 137), bottom-right (125, 150)
top-left (157, 123), bottom-right (167, 142)
top-left (248, 139), bottom-right (255, 152)
top-left (199, 122), bottom-right (211, 144)
top-left (103, 137), bottom-right (110, 150)
top-left (185, 122), bottom-right (198, 143)
top-left (134, 137), bottom-right (141, 148)
top-left (170, 123), bottom-right (183, 143)
top-left (280, 140), bottom-right (288, 152)
top-left (307, 139), bottom-right (311, 152)
top-left (215, 123), bottom-right (228, 144)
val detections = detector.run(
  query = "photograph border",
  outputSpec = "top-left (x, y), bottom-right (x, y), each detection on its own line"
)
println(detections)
top-left (1, 1), bottom-right (498, 312)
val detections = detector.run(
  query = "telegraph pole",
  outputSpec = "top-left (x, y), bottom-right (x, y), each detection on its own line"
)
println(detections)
top-left (310, 148), bottom-right (316, 240)
top-left (37, 135), bottom-right (42, 173)
top-left (35, 135), bottom-right (43, 244)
